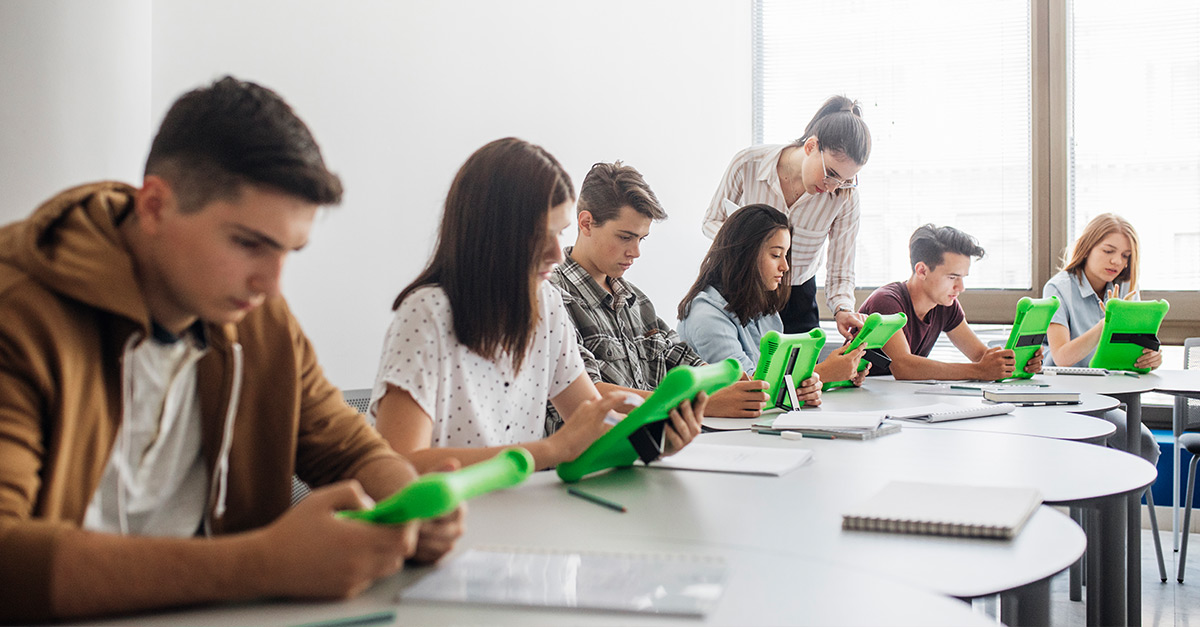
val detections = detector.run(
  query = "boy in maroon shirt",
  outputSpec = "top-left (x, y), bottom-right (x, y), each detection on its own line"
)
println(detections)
top-left (859, 225), bottom-right (1042, 380)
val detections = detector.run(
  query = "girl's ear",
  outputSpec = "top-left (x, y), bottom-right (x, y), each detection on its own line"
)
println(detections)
top-left (803, 136), bottom-right (820, 155)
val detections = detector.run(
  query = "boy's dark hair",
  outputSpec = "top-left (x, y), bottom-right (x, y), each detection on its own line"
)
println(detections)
top-left (909, 224), bottom-right (986, 270)
top-left (396, 137), bottom-right (574, 373)
top-left (577, 161), bottom-right (667, 225)
top-left (145, 76), bottom-right (343, 212)
top-left (678, 204), bottom-right (792, 324)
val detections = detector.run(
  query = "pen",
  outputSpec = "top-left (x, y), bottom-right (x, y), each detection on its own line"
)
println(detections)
top-left (1118, 371), bottom-right (1141, 378)
top-left (783, 431), bottom-right (835, 440)
top-left (567, 487), bottom-right (626, 512)
top-left (293, 610), bottom-right (397, 627)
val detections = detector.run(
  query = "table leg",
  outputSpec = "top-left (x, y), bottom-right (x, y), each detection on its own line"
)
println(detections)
top-left (1098, 494), bottom-right (1128, 626)
top-left (1176, 396), bottom-right (1185, 552)
top-left (1070, 506), bottom-right (1083, 602)
top-left (1125, 393), bottom-right (1143, 627)
top-left (1000, 577), bottom-right (1052, 627)
top-left (1086, 507), bottom-right (1100, 626)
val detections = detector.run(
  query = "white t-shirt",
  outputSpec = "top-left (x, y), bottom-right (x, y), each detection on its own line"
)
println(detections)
top-left (369, 282), bottom-right (585, 447)
top-left (84, 331), bottom-right (209, 537)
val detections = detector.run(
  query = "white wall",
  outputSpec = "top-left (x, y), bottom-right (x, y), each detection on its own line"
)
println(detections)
top-left (2, 1), bottom-right (751, 389)
top-left (0, 0), bottom-right (152, 218)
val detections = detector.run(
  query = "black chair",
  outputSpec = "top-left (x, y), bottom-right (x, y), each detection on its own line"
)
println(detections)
top-left (289, 388), bottom-right (375, 506)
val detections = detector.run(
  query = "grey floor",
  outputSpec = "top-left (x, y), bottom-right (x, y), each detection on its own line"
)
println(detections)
top-left (1047, 529), bottom-right (1200, 626)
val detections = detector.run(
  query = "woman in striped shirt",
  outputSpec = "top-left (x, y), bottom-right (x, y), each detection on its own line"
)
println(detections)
top-left (703, 95), bottom-right (872, 340)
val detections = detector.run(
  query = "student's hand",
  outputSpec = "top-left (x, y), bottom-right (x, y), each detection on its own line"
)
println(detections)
top-left (706, 380), bottom-right (769, 418)
top-left (549, 391), bottom-right (630, 464)
top-left (850, 361), bottom-right (871, 387)
top-left (409, 459), bottom-right (466, 564)
top-left (974, 347), bottom-right (1016, 380)
top-left (1024, 347), bottom-right (1045, 375)
top-left (794, 373), bottom-right (823, 407)
top-left (1099, 288), bottom-right (1139, 312)
top-left (814, 345), bottom-right (866, 384)
top-left (835, 310), bottom-right (866, 340)
top-left (251, 480), bottom-right (420, 600)
top-left (662, 391), bottom-right (707, 456)
top-left (1136, 348), bottom-right (1163, 371)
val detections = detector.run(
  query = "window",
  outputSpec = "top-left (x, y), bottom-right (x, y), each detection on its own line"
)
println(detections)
top-left (754, 0), bottom-right (1032, 289)
top-left (1067, 0), bottom-right (1200, 292)
top-left (754, 0), bottom-right (1200, 340)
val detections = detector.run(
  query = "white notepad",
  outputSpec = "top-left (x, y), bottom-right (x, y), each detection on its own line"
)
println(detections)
top-left (770, 409), bottom-right (886, 430)
top-left (401, 547), bottom-right (727, 616)
top-left (885, 402), bottom-right (1015, 423)
top-left (842, 481), bottom-right (1043, 539)
top-left (650, 443), bottom-right (813, 476)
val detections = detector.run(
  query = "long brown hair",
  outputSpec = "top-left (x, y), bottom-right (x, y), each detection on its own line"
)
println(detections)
top-left (1062, 213), bottom-right (1140, 292)
top-left (678, 204), bottom-right (792, 325)
top-left (395, 138), bottom-right (574, 371)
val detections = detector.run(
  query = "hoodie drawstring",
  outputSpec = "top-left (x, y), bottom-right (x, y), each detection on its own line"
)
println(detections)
top-left (210, 341), bottom-right (243, 525)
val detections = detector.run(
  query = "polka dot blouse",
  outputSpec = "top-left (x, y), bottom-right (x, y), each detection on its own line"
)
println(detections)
top-left (368, 282), bottom-right (585, 448)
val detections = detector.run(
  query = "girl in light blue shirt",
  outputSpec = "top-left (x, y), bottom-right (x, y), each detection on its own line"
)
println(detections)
top-left (1042, 213), bottom-right (1163, 370)
top-left (1042, 213), bottom-right (1161, 461)
top-left (677, 204), bottom-right (864, 386)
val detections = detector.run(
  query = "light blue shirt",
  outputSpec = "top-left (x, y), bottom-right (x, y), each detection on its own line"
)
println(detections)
top-left (677, 285), bottom-right (783, 376)
top-left (1041, 269), bottom-right (1131, 367)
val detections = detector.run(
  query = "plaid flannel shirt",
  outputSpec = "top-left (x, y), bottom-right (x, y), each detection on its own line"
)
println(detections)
top-left (551, 248), bottom-right (705, 389)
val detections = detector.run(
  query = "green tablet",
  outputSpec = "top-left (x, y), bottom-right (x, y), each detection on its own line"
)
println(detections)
top-left (998, 296), bottom-right (1060, 381)
top-left (338, 447), bottom-right (534, 524)
top-left (556, 359), bottom-right (741, 483)
top-left (1089, 299), bottom-right (1169, 373)
top-left (752, 328), bottom-right (827, 408)
top-left (823, 312), bottom-right (907, 390)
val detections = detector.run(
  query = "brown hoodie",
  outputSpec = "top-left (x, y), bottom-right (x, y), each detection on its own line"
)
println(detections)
top-left (0, 182), bottom-right (403, 623)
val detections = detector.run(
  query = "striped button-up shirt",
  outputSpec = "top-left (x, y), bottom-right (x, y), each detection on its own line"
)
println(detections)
top-left (703, 144), bottom-right (860, 314)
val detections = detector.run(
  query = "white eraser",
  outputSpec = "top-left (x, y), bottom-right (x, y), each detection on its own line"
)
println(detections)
top-left (781, 431), bottom-right (805, 441)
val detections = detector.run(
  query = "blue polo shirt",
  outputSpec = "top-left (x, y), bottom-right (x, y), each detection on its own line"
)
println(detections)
top-left (1041, 269), bottom-right (1132, 367)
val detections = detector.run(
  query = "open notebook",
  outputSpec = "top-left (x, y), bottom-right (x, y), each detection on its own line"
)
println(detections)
top-left (842, 481), bottom-right (1043, 539)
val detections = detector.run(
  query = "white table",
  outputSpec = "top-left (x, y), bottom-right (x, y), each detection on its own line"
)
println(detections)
top-left (702, 428), bottom-right (1149, 626)
top-left (63, 542), bottom-right (996, 627)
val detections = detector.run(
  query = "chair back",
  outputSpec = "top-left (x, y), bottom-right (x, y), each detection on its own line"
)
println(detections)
top-left (1178, 338), bottom-right (1200, 431)
top-left (290, 388), bottom-right (375, 506)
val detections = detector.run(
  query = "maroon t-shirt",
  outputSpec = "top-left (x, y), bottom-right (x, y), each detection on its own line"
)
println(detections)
top-left (859, 281), bottom-right (965, 374)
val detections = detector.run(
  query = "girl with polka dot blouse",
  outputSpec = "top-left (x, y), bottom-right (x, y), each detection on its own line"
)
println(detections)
top-left (369, 138), bottom-right (706, 472)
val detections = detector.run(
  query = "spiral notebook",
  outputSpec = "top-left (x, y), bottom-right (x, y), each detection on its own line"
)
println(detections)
top-left (842, 481), bottom-right (1043, 539)
top-left (401, 547), bottom-right (727, 616)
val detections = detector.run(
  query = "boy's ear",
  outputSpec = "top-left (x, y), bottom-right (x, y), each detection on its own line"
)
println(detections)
top-left (578, 210), bottom-right (595, 235)
top-left (134, 175), bottom-right (176, 234)
top-left (913, 261), bottom-right (929, 279)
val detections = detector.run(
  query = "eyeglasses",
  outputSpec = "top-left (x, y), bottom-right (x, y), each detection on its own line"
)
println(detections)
top-left (819, 149), bottom-right (858, 191)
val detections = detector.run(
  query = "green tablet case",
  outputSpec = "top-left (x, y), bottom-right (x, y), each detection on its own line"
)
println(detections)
top-left (998, 296), bottom-right (1060, 381)
top-left (1089, 299), bottom-right (1169, 373)
top-left (752, 328), bottom-right (827, 408)
top-left (556, 359), bottom-right (742, 483)
top-left (823, 312), bottom-right (908, 390)
top-left (338, 447), bottom-right (534, 524)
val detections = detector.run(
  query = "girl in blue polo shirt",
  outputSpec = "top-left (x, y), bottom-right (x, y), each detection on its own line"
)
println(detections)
top-left (677, 204), bottom-right (865, 388)
top-left (1042, 213), bottom-right (1162, 459)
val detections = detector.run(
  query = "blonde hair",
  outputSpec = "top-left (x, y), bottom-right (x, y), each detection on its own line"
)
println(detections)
top-left (1062, 213), bottom-right (1140, 292)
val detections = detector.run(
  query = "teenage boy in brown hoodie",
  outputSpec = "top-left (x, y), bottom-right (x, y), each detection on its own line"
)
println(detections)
top-left (0, 77), bottom-right (462, 623)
